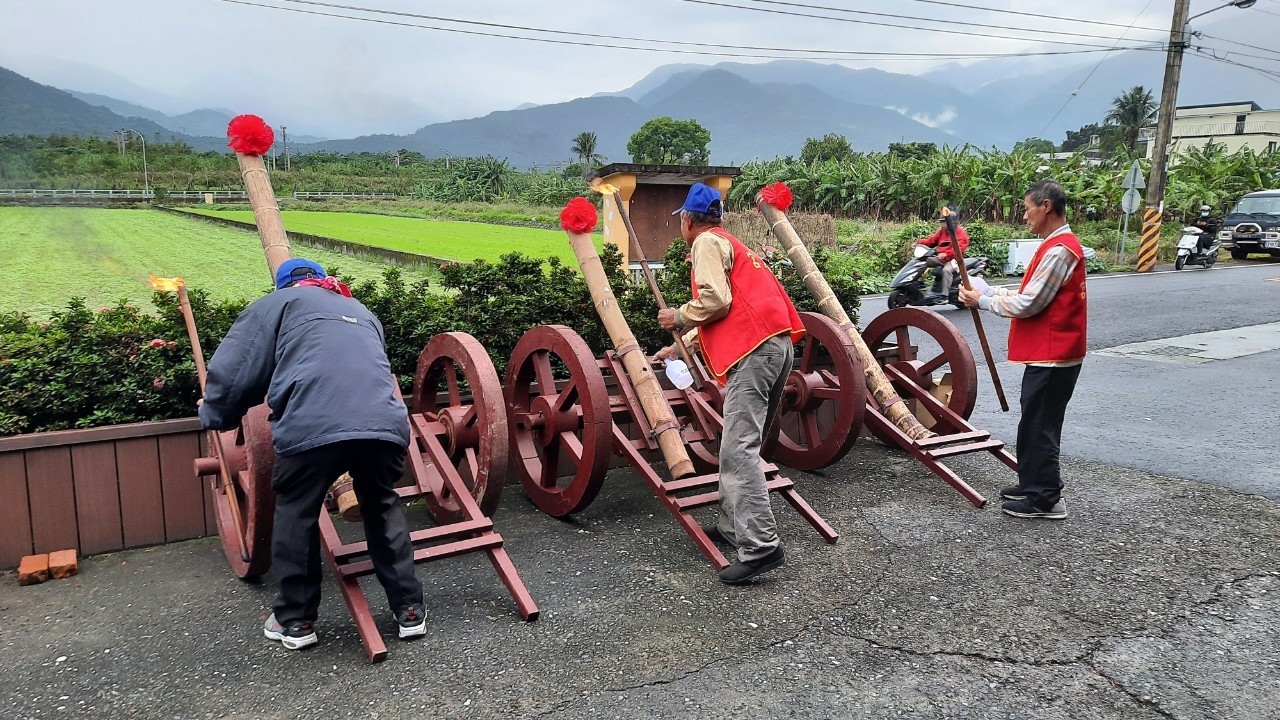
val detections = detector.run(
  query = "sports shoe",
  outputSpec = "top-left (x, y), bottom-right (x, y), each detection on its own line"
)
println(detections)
top-left (718, 546), bottom-right (785, 585)
top-left (702, 523), bottom-right (734, 546)
top-left (263, 613), bottom-right (317, 650)
top-left (1000, 485), bottom-right (1027, 501)
top-left (1001, 498), bottom-right (1067, 520)
top-left (396, 604), bottom-right (427, 640)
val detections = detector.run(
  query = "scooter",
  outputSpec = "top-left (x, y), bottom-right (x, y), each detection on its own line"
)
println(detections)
top-left (1175, 226), bottom-right (1219, 270)
top-left (887, 244), bottom-right (989, 310)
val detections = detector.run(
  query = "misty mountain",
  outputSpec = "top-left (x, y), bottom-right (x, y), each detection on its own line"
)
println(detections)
top-left (302, 68), bottom-right (954, 166)
top-left (67, 90), bottom-right (327, 143)
top-left (0, 67), bottom-right (225, 150)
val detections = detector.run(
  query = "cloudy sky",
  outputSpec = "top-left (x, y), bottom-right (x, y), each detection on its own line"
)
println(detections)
top-left (0, 0), bottom-right (1218, 138)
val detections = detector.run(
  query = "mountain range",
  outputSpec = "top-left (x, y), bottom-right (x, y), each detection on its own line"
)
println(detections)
top-left (5, 7), bottom-right (1280, 168)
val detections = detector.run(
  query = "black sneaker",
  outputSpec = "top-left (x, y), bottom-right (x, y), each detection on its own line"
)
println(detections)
top-left (396, 604), bottom-right (427, 640)
top-left (702, 523), bottom-right (734, 546)
top-left (1001, 498), bottom-right (1067, 520)
top-left (1000, 485), bottom-right (1027, 501)
top-left (718, 546), bottom-right (785, 585)
top-left (263, 613), bottom-right (318, 650)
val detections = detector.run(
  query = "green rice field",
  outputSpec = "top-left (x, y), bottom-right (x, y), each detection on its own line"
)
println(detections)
top-left (178, 207), bottom-right (595, 264)
top-left (0, 207), bottom-right (438, 317)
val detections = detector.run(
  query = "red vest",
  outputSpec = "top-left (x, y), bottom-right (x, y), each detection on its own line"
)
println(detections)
top-left (1007, 230), bottom-right (1088, 364)
top-left (693, 228), bottom-right (805, 383)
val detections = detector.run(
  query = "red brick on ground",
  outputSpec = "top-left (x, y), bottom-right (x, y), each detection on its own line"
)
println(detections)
top-left (48, 550), bottom-right (78, 579)
top-left (18, 554), bottom-right (49, 585)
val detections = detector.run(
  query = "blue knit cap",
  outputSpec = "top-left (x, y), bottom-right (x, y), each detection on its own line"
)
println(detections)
top-left (274, 258), bottom-right (326, 290)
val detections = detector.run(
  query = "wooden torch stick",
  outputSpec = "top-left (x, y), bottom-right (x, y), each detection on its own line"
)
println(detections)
top-left (176, 283), bottom-right (249, 562)
top-left (757, 195), bottom-right (935, 441)
top-left (942, 208), bottom-right (1009, 412)
top-left (563, 220), bottom-right (696, 478)
top-left (609, 190), bottom-right (707, 390)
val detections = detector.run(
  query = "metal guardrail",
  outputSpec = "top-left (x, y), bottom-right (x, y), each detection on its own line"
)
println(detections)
top-left (293, 191), bottom-right (397, 199)
top-left (0, 188), bottom-right (155, 198)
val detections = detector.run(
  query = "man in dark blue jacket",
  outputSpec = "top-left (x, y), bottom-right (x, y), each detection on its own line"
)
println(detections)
top-left (199, 258), bottom-right (424, 650)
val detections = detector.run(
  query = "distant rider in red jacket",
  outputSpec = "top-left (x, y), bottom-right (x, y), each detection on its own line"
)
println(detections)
top-left (917, 209), bottom-right (970, 301)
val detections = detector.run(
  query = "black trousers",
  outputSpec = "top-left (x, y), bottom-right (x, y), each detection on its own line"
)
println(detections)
top-left (1016, 365), bottom-right (1083, 510)
top-left (270, 439), bottom-right (423, 625)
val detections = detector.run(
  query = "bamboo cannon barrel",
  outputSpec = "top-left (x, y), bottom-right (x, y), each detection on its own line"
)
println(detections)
top-left (564, 228), bottom-right (696, 478)
top-left (233, 152), bottom-right (293, 276)
top-left (757, 198), bottom-right (934, 441)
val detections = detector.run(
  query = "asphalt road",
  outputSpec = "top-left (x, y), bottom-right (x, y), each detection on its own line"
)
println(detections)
top-left (859, 258), bottom-right (1280, 499)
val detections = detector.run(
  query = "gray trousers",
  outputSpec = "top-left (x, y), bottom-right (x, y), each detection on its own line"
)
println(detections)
top-left (716, 333), bottom-right (794, 562)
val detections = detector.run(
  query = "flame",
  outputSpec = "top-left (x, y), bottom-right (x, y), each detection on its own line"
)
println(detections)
top-left (940, 206), bottom-right (952, 217)
top-left (589, 178), bottom-right (619, 195)
top-left (149, 274), bottom-right (186, 292)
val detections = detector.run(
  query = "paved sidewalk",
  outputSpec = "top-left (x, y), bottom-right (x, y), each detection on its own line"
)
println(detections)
top-left (2, 442), bottom-right (1277, 720)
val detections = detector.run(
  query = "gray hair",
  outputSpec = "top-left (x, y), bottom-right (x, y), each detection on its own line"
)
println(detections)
top-left (1024, 179), bottom-right (1067, 216)
top-left (680, 209), bottom-right (722, 226)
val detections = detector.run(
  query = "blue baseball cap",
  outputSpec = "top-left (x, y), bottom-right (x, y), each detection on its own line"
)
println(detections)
top-left (672, 183), bottom-right (723, 218)
top-left (274, 258), bottom-right (326, 290)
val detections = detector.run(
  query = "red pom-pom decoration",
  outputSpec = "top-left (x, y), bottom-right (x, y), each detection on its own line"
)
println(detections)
top-left (759, 182), bottom-right (794, 212)
top-left (226, 114), bottom-right (275, 156)
top-left (560, 197), bottom-right (598, 235)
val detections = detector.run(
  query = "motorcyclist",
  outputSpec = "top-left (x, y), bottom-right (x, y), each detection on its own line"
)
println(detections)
top-left (1191, 205), bottom-right (1219, 254)
top-left (916, 207), bottom-right (970, 301)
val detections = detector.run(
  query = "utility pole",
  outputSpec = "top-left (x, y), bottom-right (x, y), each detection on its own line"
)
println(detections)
top-left (1138, 0), bottom-right (1190, 272)
top-left (281, 126), bottom-right (291, 171)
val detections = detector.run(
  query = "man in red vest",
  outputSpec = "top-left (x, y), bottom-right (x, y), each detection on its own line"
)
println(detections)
top-left (655, 183), bottom-right (806, 583)
top-left (958, 179), bottom-right (1086, 520)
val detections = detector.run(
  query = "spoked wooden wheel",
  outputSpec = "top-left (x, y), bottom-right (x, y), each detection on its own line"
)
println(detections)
top-left (200, 403), bottom-right (275, 580)
top-left (504, 325), bottom-right (612, 517)
top-left (862, 307), bottom-right (978, 440)
top-left (766, 312), bottom-right (866, 471)
top-left (411, 332), bottom-right (509, 522)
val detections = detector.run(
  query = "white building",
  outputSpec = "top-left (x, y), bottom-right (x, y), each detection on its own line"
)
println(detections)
top-left (1141, 101), bottom-right (1280, 158)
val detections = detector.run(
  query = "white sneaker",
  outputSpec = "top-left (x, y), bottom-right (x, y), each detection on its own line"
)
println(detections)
top-left (263, 613), bottom-right (318, 650)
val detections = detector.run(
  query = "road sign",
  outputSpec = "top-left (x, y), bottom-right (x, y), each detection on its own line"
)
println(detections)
top-left (1122, 160), bottom-right (1146, 190)
top-left (1122, 187), bottom-right (1143, 215)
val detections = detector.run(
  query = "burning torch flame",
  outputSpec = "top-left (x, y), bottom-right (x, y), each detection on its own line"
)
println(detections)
top-left (940, 206), bottom-right (952, 218)
top-left (589, 178), bottom-right (619, 195)
top-left (149, 274), bottom-right (186, 292)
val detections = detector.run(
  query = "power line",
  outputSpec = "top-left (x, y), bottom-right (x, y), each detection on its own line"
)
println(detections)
top-left (1197, 32), bottom-right (1280, 60)
top-left (683, 0), bottom-right (1161, 50)
top-left (1188, 47), bottom-right (1280, 86)
top-left (731, 0), bottom-right (1166, 43)
top-left (1038, 0), bottom-right (1160, 137)
top-left (215, 0), bottom-right (1165, 62)
top-left (896, 0), bottom-right (1167, 32)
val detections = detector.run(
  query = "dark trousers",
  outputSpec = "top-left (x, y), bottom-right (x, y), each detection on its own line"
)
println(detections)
top-left (1016, 365), bottom-right (1083, 510)
top-left (270, 439), bottom-right (423, 624)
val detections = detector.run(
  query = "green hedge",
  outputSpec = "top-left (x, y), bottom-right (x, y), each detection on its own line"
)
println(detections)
top-left (0, 242), bottom-right (863, 436)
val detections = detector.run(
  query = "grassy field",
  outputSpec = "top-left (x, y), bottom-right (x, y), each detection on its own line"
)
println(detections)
top-left (179, 207), bottom-right (595, 264)
top-left (0, 207), bottom-right (438, 317)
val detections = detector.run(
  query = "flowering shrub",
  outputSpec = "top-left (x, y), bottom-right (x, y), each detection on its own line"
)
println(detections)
top-left (1, 242), bottom-right (867, 436)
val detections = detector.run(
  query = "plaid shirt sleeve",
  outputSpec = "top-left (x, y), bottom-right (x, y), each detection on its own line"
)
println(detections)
top-left (978, 246), bottom-right (1078, 319)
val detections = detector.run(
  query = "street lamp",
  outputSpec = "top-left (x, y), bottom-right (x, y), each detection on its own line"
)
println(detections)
top-left (1188, 0), bottom-right (1255, 22)
top-left (122, 128), bottom-right (150, 198)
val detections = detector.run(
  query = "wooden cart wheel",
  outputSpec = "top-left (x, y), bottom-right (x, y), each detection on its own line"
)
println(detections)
top-left (862, 307), bottom-right (978, 441)
top-left (765, 312), bottom-right (866, 471)
top-left (203, 403), bottom-right (275, 580)
top-left (504, 325), bottom-right (613, 517)
top-left (411, 332), bottom-right (509, 522)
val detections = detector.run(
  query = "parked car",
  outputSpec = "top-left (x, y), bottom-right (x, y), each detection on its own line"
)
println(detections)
top-left (1218, 190), bottom-right (1280, 260)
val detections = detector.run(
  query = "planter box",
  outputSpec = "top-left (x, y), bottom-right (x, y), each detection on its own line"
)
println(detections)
top-left (0, 418), bottom-right (215, 570)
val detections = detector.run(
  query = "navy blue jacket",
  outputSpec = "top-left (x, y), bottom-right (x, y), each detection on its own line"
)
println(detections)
top-left (198, 285), bottom-right (410, 456)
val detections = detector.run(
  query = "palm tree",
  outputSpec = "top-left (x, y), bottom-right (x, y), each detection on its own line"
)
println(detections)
top-left (571, 131), bottom-right (606, 178)
top-left (1106, 86), bottom-right (1158, 152)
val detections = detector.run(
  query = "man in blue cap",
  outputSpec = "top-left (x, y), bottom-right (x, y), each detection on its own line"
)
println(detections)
top-left (656, 183), bottom-right (805, 584)
top-left (199, 257), bottom-right (426, 650)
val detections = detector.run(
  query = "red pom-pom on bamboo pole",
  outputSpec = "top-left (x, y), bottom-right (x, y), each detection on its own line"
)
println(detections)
top-left (227, 114), bottom-right (275, 156)
top-left (226, 114), bottom-right (292, 275)
top-left (759, 181), bottom-right (794, 213)
top-left (560, 197), bottom-right (598, 235)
